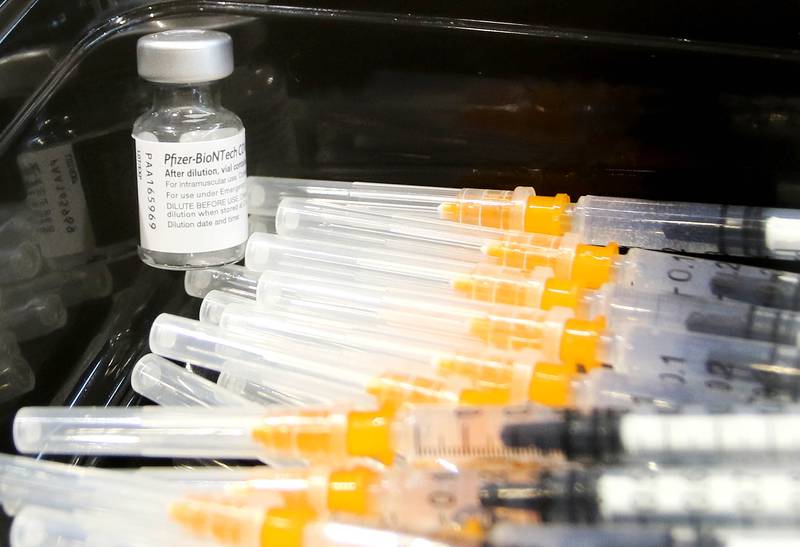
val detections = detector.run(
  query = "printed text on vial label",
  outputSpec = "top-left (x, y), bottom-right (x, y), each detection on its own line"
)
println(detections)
top-left (134, 130), bottom-right (248, 254)
top-left (18, 144), bottom-right (93, 258)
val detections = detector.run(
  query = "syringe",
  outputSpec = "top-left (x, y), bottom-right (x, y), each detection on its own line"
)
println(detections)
top-left (710, 270), bottom-right (800, 311)
top-left (479, 466), bottom-right (800, 525)
top-left (213, 302), bottom-right (763, 408)
top-left (0, 455), bottom-right (287, 546)
top-left (212, 301), bottom-right (545, 396)
top-left (246, 175), bottom-right (535, 219)
top-left (156, 325), bottom-right (505, 407)
top-left (247, 234), bottom-right (800, 348)
top-left (274, 196), bottom-right (800, 309)
top-left (515, 363), bottom-right (767, 409)
top-left (0, 453), bottom-right (523, 540)
top-left (451, 266), bottom-right (800, 346)
top-left (601, 322), bottom-right (800, 397)
top-left (273, 197), bottom-right (628, 289)
top-left (248, 350), bottom-right (760, 410)
top-left (440, 190), bottom-right (800, 259)
top-left (254, 268), bottom-right (800, 397)
top-left (500, 406), bottom-right (800, 464)
top-left (13, 403), bottom-right (560, 465)
top-left (171, 308), bottom-right (626, 411)
top-left (247, 238), bottom-right (546, 319)
top-left (131, 354), bottom-right (257, 408)
top-left (154, 313), bottom-right (481, 407)
top-left (172, 465), bottom-right (539, 539)
top-left (484, 235), bottom-right (800, 305)
top-left (215, 293), bottom-right (530, 367)
top-left (243, 232), bottom-right (800, 317)
top-left (184, 264), bottom-right (261, 299)
top-left (254, 267), bottom-right (574, 354)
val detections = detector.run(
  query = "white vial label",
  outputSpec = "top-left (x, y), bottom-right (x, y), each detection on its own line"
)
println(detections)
top-left (134, 130), bottom-right (247, 254)
top-left (18, 144), bottom-right (93, 258)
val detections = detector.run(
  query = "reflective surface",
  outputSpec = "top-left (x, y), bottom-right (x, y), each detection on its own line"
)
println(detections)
top-left (0, 0), bottom-right (798, 449)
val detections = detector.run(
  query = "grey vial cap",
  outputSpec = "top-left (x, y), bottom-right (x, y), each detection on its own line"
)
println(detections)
top-left (137, 29), bottom-right (234, 84)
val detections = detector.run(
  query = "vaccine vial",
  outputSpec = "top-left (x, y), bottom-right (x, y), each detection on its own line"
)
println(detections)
top-left (133, 30), bottom-right (248, 270)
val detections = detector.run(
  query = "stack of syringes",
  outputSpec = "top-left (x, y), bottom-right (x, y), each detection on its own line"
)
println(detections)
top-left (6, 177), bottom-right (800, 547)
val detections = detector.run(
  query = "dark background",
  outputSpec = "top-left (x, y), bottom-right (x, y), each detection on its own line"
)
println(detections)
top-left (1, 0), bottom-right (800, 541)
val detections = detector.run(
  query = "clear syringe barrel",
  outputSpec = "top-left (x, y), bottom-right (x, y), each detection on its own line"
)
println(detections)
top-left (711, 271), bottom-right (800, 311)
top-left (131, 354), bottom-right (257, 408)
top-left (604, 322), bottom-right (800, 399)
top-left (529, 365), bottom-right (751, 410)
top-left (482, 239), bottom-right (800, 299)
top-left (275, 197), bottom-right (505, 262)
top-left (483, 235), bottom-right (800, 306)
top-left (591, 285), bottom-right (800, 346)
top-left (500, 407), bottom-right (800, 465)
top-left (245, 232), bottom-right (476, 287)
top-left (169, 464), bottom-right (534, 539)
top-left (572, 195), bottom-right (800, 259)
top-left (192, 306), bottom-right (491, 408)
top-left (480, 467), bottom-right (800, 525)
top-left (144, 463), bottom-right (529, 539)
top-left (184, 265), bottom-right (260, 299)
top-left (383, 404), bottom-right (561, 464)
top-left (247, 176), bottom-right (521, 216)
top-left (149, 314), bottom-right (380, 407)
top-left (246, 403), bottom-right (562, 465)
top-left (614, 248), bottom-right (800, 307)
top-left (16, 402), bottom-right (566, 465)
top-left (450, 263), bottom-right (800, 346)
